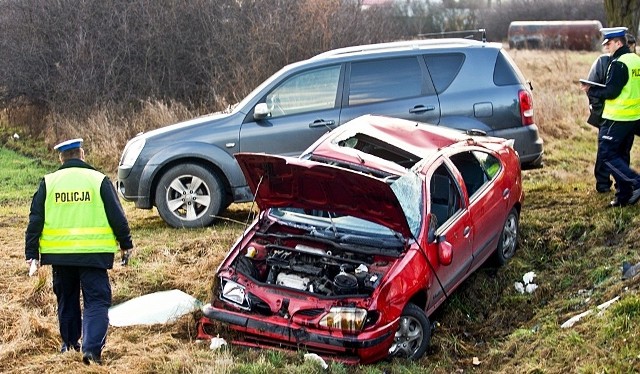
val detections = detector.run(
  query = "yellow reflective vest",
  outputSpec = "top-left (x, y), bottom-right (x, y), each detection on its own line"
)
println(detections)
top-left (603, 53), bottom-right (640, 121)
top-left (40, 168), bottom-right (118, 254)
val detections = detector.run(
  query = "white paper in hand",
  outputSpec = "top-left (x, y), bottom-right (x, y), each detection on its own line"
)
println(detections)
top-left (108, 289), bottom-right (201, 326)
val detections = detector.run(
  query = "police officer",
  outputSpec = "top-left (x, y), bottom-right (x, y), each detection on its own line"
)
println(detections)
top-left (25, 138), bottom-right (133, 365)
top-left (582, 27), bottom-right (640, 207)
top-left (585, 30), bottom-right (638, 193)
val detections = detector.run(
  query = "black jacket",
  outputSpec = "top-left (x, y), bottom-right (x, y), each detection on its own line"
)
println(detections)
top-left (587, 45), bottom-right (632, 103)
top-left (25, 159), bottom-right (133, 269)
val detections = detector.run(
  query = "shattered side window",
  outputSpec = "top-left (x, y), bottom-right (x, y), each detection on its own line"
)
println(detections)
top-left (390, 171), bottom-right (423, 237)
top-left (473, 151), bottom-right (501, 180)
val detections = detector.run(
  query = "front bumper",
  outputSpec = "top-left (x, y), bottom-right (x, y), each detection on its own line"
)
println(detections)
top-left (117, 165), bottom-right (152, 208)
top-left (197, 303), bottom-right (396, 364)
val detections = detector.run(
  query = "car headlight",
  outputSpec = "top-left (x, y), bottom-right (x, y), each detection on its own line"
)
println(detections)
top-left (119, 137), bottom-right (145, 167)
top-left (219, 278), bottom-right (249, 309)
top-left (318, 307), bottom-right (367, 333)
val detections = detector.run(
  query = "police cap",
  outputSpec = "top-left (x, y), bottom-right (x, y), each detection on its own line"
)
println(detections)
top-left (53, 138), bottom-right (83, 152)
top-left (601, 26), bottom-right (628, 45)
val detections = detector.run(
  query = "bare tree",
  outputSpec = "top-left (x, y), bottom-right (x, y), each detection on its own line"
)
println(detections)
top-left (604, 0), bottom-right (640, 36)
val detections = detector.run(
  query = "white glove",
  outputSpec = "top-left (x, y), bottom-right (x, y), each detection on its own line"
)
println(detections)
top-left (27, 259), bottom-right (39, 276)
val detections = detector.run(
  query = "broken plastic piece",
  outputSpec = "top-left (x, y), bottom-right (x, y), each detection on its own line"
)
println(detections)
top-left (304, 353), bottom-right (328, 369)
top-left (108, 289), bottom-right (202, 326)
top-left (209, 335), bottom-right (227, 350)
top-left (522, 271), bottom-right (536, 285)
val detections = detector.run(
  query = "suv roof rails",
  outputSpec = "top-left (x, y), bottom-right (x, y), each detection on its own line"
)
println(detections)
top-left (418, 28), bottom-right (487, 42)
top-left (311, 37), bottom-right (481, 60)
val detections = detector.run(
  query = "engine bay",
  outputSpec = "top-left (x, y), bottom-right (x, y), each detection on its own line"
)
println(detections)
top-left (230, 229), bottom-right (397, 297)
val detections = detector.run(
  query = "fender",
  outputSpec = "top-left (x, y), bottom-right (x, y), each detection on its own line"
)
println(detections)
top-left (137, 141), bottom-right (247, 207)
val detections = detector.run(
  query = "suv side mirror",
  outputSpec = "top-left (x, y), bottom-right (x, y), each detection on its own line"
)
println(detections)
top-left (254, 103), bottom-right (270, 120)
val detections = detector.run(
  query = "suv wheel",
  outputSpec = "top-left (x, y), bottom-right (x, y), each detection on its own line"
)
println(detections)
top-left (154, 163), bottom-right (223, 228)
top-left (494, 208), bottom-right (519, 265)
top-left (388, 303), bottom-right (431, 360)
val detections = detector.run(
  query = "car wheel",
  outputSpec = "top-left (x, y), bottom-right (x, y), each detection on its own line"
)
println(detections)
top-left (154, 163), bottom-right (224, 228)
top-left (495, 208), bottom-right (519, 265)
top-left (388, 303), bottom-right (431, 360)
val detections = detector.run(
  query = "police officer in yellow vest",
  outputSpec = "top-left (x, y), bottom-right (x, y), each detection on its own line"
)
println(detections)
top-left (583, 27), bottom-right (640, 207)
top-left (25, 138), bottom-right (133, 365)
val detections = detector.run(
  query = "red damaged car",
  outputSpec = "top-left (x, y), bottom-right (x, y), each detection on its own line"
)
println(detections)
top-left (197, 114), bottom-right (524, 364)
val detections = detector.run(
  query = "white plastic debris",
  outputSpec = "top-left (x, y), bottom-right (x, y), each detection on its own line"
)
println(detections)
top-left (355, 264), bottom-right (368, 273)
top-left (304, 353), bottom-right (328, 369)
top-left (525, 283), bottom-right (538, 294)
top-left (561, 296), bottom-right (620, 328)
top-left (560, 309), bottom-right (593, 329)
top-left (209, 335), bottom-right (227, 350)
top-left (13, 133), bottom-right (19, 140)
top-left (108, 289), bottom-right (202, 326)
top-left (515, 271), bottom-right (538, 294)
top-left (522, 271), bottom-right (536, 285)
top-left (514, 281), bottom-right (525, 294)
top-left (472, 356), bottom-right (481, 366)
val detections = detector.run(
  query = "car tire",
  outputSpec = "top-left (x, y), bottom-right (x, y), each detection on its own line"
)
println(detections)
top-left (494, 207), bottom-right (519, 265)
top-left (388, 303), bottom-right (431, 360)
top-left (154, 163), bottom-right (224, 228)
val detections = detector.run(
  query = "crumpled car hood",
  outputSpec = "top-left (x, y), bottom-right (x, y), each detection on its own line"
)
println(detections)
top-left (235, 153), bottom-right (412, 238)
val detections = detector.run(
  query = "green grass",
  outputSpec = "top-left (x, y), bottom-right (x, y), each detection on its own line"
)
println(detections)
top-left (0, 146), bottom-right (57, 205)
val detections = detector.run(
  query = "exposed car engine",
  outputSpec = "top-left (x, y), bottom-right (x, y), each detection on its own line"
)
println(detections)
top-left (232, 236), bottom-right (392, 297)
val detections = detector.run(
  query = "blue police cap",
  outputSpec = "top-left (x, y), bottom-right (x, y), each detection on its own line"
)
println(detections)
top-left (601, 27), bottom-right (628, 45)
top-left (53, 138), bottom-right (83, 152)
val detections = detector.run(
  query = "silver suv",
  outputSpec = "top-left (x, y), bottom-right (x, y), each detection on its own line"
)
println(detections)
top-left (117, 38), bottom-right (543, 228)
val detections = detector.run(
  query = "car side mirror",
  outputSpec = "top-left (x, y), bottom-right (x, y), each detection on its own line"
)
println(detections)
top-left (254, 103), bottom-right (270, 120)
top-left (437, 235), bottom-right (453, 266)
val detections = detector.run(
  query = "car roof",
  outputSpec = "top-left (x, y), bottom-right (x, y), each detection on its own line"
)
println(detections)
top-left (310, 38), bottom-right (501, 61)
top-left (305, 115), bottom-right (513, 177)
top-left (307, 115), bottom-right (493, 165)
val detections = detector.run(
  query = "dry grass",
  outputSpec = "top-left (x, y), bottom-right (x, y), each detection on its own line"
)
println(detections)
top-left (3, 48), bottom-right (640, 373)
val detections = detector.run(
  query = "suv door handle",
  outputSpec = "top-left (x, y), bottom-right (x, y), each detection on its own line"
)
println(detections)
top-left (309, 119), bottom-right (336, 128)
top-left (409, 105), bottom-right (436, 114)
top-left (463, 226), bottom-right (471, 237)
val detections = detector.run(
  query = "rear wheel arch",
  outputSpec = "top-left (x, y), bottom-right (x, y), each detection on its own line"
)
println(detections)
top-left (493, 206), bottom-right (520, 265)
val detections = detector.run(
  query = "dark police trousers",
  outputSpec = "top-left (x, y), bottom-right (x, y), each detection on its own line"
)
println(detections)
top-left (598, 120), bottom-right (640, 201)
top-left (595, 126), bottom-right (633, 192)
top-left (52, 265), bottom-right (111, 356)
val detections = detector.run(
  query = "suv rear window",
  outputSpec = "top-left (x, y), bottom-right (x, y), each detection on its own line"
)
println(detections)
top-left (348, 57), bottom-right (422, 105)
top-left (493, 50), bottom-right (521, 86)
top-left (423, 53), bottom-right (464, 93)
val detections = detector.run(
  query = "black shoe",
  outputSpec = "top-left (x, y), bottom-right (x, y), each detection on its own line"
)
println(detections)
top-left (60, 343), bottom-right (80, 353)
top-left (82, 352), bottom-right (102, 365)
top-left (628, 187), bottom-right (640, 205)
top-left (610, 198), bottom-right (629, 207)
top-left (596, 187), bottom-right (611, 193)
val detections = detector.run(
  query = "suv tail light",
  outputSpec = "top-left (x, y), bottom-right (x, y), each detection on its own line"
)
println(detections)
top-left (518, 90), bottom-right (534, 126)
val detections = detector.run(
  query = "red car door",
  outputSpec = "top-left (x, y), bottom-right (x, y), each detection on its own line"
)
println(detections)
top-left (425, 160), bottom-right (474, 310)
top-left (449, 150), bottom-right (507, 273)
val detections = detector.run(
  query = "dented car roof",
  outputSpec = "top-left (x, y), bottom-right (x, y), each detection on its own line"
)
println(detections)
top-left (305, 114), bottom-right (510, 171)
